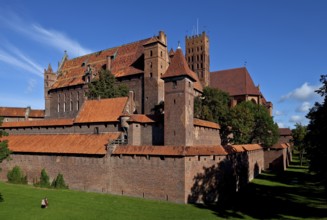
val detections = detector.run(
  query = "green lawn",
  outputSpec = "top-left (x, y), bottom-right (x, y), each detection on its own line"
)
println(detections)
top-left (1, 154), bottom-right (326, 219)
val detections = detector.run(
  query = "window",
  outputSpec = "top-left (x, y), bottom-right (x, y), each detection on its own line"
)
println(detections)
top-left (58, 103), bottom-right (60, 113)
top-left (173, 81), bottom-right (177, 89)
top-left (94, 127), bottom-right (99, 134)
top-left (150, 72), bottom-right (153, 78)
top-left (160, 51), bottom-right (163, 57)
top-left (150, 50), bottom-right (153, 57)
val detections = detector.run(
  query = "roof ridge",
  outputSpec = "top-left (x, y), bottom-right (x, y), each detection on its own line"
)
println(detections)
top-left (67, 37), bottom-right (152, 62)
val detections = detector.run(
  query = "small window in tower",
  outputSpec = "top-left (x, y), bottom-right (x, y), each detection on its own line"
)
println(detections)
top-left (150, 62), bottom-right (152, 68)
top-left (173, 81), bottom-right (177, 89)
top-left (160, 51), bottom-right (163, 57)
top-left (150, 73), bottom-right (153, 78)
top-left (150, 50), bottom-right (153, 57)
top-left (189, 81), bottom-right (191, 88)
top-left (173, 99), bottom-right (176, 104)
top-left (173, 130), bottom-right (176, 136)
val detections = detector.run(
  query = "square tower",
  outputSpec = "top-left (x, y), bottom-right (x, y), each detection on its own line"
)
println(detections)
top-left (185, 32), bottom-right (210, 87)
top-left (162, 48), bottom-right (198, 146)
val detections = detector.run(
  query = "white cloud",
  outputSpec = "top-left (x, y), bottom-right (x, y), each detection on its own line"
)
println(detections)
top-left (277, 122), bottom-right (285, 128)
top-left (0, 47), bottom-right (43, 77)
top-left (289, 115), bottom-right (303, 123)
top-left (280, 82), bottom-right (320, 102)
top-left (296, 101), bottom-right (311, 113)
top-left (26, 79), bottom-right (37, 93)
top-left (274, 110), bottom-right (284, 116)
top-left (0, 11), bottom-right (92, 57)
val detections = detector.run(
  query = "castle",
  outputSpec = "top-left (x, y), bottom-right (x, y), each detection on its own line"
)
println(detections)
top-left (0, 31), bottom-right (290, 203)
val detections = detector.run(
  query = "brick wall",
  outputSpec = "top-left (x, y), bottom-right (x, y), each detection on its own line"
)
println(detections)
top-left (193, 126), bottom-right (221, 146)
top-left (264, 148), bottom-right (287, 171)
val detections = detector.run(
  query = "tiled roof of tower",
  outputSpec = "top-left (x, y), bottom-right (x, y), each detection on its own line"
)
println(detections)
top-left (193, 118), bottom-right (220, 129)
top-left (113, 145), bottom-right (227, 156)
top-left (279, 128), bottom-right (292, 136)
top-left (2, 133), bottom-right (120, 155)
top-left (210, 67), bottom-right (261, 96)
top-left (51, 38), bottom-right (151, 90)
top-left (162, 48), bottom-right (203, 92)
top-left (75, 97), bottom-right (128, 123)
top-left (0, 107), bottom-right (44, 118)
top-left (1, 118), bottom-right (74, 128)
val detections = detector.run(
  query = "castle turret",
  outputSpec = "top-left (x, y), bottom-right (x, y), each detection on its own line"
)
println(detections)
top-left (44, 64), bottom-right (57, 117)
top-left (143, 31), bottom-right (169, 114)
top-left (161, 47), bottom-right (197, 146)
top-left (185, 32), bottom-right (210, 87)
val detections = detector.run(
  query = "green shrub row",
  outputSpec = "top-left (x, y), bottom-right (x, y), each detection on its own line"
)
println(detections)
top-left (7, 166), bottom-right (68, 189)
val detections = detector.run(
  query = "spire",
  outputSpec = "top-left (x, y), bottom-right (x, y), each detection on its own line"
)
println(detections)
top-left (161, 47), bottom-right (197, 81)
top-left (47, 63), bottom-right (53, 73)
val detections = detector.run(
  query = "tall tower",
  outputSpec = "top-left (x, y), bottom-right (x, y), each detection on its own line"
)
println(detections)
top-left (143, 31), bottom-right (169, 114)
top-left (161, 47), bottom-right (197, 146)
top-left (185, 32), bottom-right (210, 87)
top-left (44, 64), bottom-right (57, 118)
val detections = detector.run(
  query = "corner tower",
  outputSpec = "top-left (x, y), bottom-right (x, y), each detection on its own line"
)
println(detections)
top-left (161, 47), bottom-right (197, 146)
top-left (143, 31), bottom-right (169, 114)
top-left (185, 32), bottom-right (210, 86)
top-left (44, 64), bottom-right (57, 118)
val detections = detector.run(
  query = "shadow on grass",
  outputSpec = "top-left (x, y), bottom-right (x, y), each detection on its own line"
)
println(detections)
top-left (192, 157), bottom-right (327, 219)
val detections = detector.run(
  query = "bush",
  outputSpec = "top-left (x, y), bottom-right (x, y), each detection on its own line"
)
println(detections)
top-left (51, 173), bottom-right (68, 189)
top-left (7, 166), bottom-right (27, 184)
top-left (34, 169), bottom-right (50, 188)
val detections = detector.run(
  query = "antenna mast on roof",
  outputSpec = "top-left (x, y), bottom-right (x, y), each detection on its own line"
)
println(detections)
top-left (197, 18), bottom-right (199, 35)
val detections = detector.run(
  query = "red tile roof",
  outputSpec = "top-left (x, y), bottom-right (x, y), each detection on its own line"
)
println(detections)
top-left (128, 114), bottom-right (157, 123)
top-left (193, 118), bottom-right (220, 129)
top-left (2, 133), bottom-right (121, 155)
top-left (0, 107), bottom-right (44, 118)
top-left (51, 38), bottom-right (151, 90)
top-left (271, 143), bottom-right (289, 149)
top-left (75, 97), bottom-right (128, 123)
top-left (224, 144), bottom-right (263, 153)
top-left (113, 145), bottom-right (227, 156)
top-left (1, 118), bottom-right (74, 128)
top-left (210, 67), bottom-right (261, 96)
top-left (29, 110), bottom-right (45, 118)
top-left (161, 48), bottom-right (203, 92)
top-left (279, 128), bottom-right (292, 136)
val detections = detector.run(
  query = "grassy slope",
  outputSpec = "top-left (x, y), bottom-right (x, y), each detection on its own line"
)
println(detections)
top-left (0, 182), bottom-right (217, 220)
top-left (1, 154), bottom-right (326, 219)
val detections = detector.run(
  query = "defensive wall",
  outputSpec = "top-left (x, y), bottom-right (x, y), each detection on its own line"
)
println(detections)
top-left (0, 144), bottom-right (267, 204)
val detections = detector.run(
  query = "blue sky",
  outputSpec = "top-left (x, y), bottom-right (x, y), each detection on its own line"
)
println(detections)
top-left (0, 0), bottom-right (326, 128)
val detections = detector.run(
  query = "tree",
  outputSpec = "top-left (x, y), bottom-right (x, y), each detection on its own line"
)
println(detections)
top-left (7, 166), bottom-right (27, 184)
top-left (86, 69), bottom-right (129, 99)
top-left (194, 87), bottom-right (231, 145)
top-left (51, 173), bottom-right (68, 189)
top-left (305, 74), bottom-right (327, 190)
top-left (39, 169), bottom-right (50, 188)
top-left (292, 123), bottom-right (307, 166)
top-left (230, 101), bottom-right (279, 146)
top-left (0, 117), bottom-right (10, 165)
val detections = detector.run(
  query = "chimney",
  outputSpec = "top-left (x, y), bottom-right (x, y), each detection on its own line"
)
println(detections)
top-left (106, 56), bottom-right (112, 71)
top-left (25, 106), bottom-right (31, 120)
top-left (159, 31), bottom-right (167, 45)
